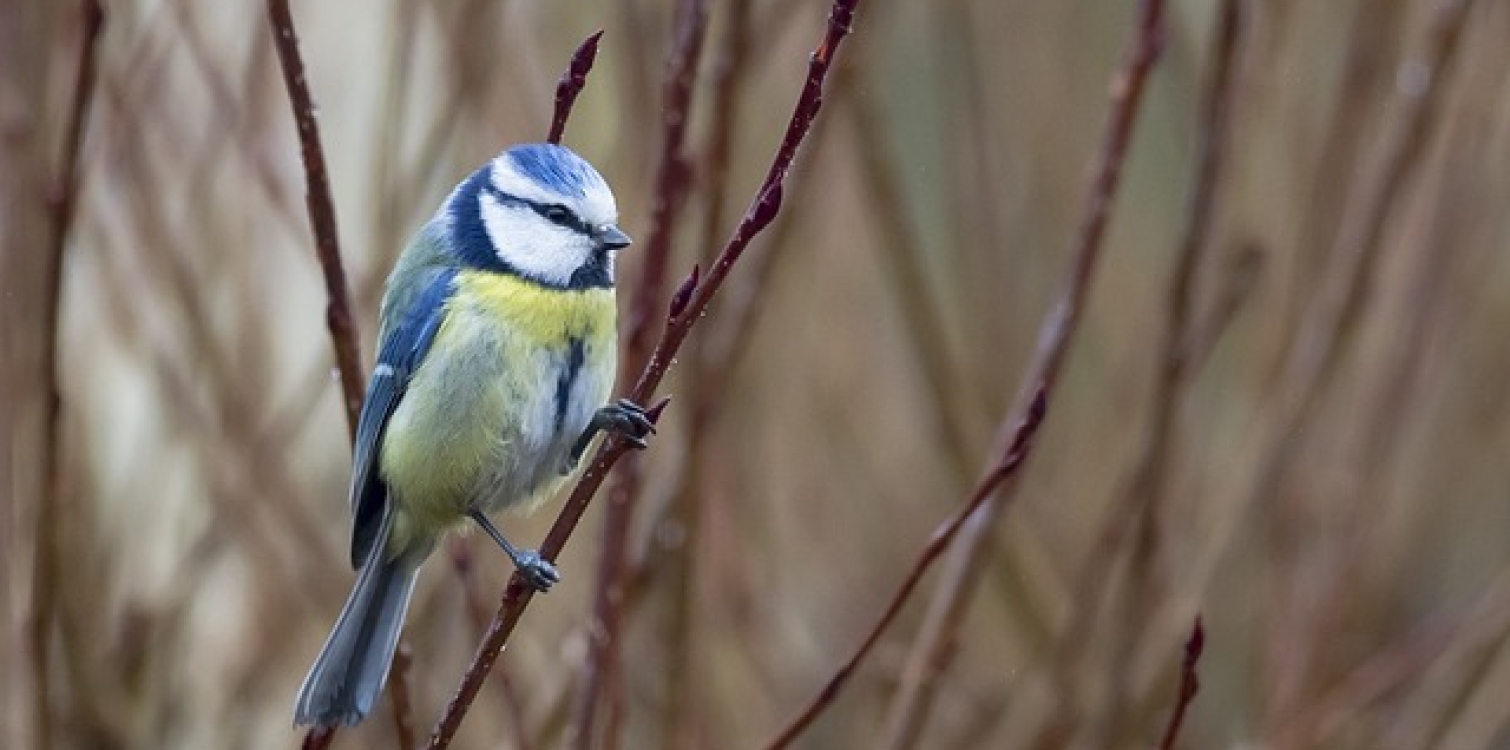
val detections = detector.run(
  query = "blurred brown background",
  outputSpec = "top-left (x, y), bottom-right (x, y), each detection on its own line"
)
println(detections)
top-left (6, 0), bottom-right (1510, 748)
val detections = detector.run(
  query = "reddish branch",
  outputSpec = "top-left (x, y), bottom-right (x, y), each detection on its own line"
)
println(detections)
top-left (449, 540), bottom-right (537, 750)
top-left (767, 1), bottom-right (1169, 746)
top-left (425, 0), bottom-right (862, 745)
top-left (547, 31), bottom-right (603, 145)
top-left (31, 3), bottom-right (104, 749)
top-left (267, 0), bottom-right (418, 746)
top-left (1070, 0), bottom-right (1245, 741)
top-left (1157, 617), bottom-right (1205, 750)
top-left (1252, 0), bottom-right (1470, 730)
top-left (573, 1), bottom-right (709, 748)
top-left (266, 0), bottom-right (365, 442)
top-left (657, 0), bottom-right (755, 742)
top-left (763, 389), bottom-right (1049, 750)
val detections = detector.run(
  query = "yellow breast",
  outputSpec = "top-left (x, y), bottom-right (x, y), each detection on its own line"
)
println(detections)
top-left (454, 270), bottom-right (617, 347)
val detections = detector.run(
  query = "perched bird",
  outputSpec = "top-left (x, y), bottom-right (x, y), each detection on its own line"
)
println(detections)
top-left (294, 143), bottom-right (652, 727)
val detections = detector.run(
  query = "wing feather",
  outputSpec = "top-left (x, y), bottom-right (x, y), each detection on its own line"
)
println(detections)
top-left (348, 267), bottom-right (457, 568)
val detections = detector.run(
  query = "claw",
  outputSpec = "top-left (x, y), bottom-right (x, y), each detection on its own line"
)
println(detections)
top-left (602, 399), bottom-right (655, 442)
top-left (563, 397), bottom-right (659, 474)
top-left (513, 549), bottom-right (561, 592)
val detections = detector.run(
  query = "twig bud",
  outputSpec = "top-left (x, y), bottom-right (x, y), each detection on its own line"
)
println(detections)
top-left (668, 264), bottom-right (701, 319)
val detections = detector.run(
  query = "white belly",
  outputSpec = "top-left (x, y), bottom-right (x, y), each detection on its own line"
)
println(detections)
top-left (472, 335), bottom-right (614, 514)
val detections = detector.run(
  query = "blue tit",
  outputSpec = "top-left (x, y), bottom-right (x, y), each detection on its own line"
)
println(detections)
top-left (294, 143), bottom-right (653, 728)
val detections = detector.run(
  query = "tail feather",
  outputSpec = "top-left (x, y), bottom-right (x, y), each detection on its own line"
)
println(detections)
top-left (295, 512), bottom-right (421, 727)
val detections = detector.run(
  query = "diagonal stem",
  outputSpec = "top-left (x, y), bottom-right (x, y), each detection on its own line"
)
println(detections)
top-left (765, 1), bottom-right (1170, 746)
top-left (423, 1), bottom-right (863, 746)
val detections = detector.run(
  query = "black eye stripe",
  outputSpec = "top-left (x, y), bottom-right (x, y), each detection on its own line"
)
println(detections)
top-left (485, 185), bottom-right (590, 235)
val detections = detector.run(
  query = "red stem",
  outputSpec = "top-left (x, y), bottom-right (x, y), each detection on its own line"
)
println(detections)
top-left (764, 0), bottom-right (1168, 745)
top-left (547, 30), bottom-right (604, 145)
top-left (265, 0), bottom-right (365, 441)
top-left (763, 390), bottom-right (1050, 750)
top-left (424, 1), bottom-right (862, 746)
top-left (31, 3), bottom-right (105, 749)
top-left (572, 1), bottom-right (709, 747)
top-left (267, 0), bottom-right (420, 745)
top-left (1156, 617), bottom-right (1205, 750)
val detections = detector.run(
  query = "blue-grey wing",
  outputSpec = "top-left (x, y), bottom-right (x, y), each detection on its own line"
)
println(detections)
top-left (348, 267), bottom-right (457, 569)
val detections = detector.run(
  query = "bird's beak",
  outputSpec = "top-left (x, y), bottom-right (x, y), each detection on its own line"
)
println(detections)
top-left (596, 224), bottom-right (632, 250)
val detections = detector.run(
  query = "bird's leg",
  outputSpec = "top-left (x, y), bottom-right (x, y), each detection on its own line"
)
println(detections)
top-left (467, 509), bottom-right (560, 592)
top-left (560, 398), bottom-right (656, 475)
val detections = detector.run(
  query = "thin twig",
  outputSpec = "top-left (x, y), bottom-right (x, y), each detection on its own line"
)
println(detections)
top-left (864, 13), bottom-right (1021, 738)
top-left (548, 30), bottom-right (603, 145)
top-left (572, 3), bottom-right (708, 748)
top-left (601, 88), bottom-right (835, 695)
top-left (692, 0), bottom-right (753, 265)
top-left (267, 1), bottom-right (418, 746)
top-left (764, 389), bottom-right (1049, 750)
top-left (558, 59), bottom-right (835, 744)
top-left (425, 1), bottom-right (861, 745)
top-left (656, 1), bottom-right (755, 743)
top-left (1156, 617), bottom-right (1205, 750)
top-left (1247, 0), bottom-right (1471, 729)
top-left (1281, 1), bottom-right (1406, 342)
top-left (448, 540), bottom-right (537, 750)
top-left (1097, 1), bottom-right (1246, 741)
top-left (1185, 243), bottom-right (1261, 369)
top-left (1305, 569), bottom-right (1510, 746)
top-left (767, 2), bottom-right (1168, 746)
top-left (265, 0), bottom-right (365, 440)
top-left (30, 4), bottom-right (104, 750)
top-left (1276, 84), bottom-right (1485, 749)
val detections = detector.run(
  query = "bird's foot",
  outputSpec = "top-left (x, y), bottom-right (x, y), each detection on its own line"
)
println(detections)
top-left (595, 398), bottom-right (656, 449)
top-left (561, 398), bottom-right (658, 474)
top-left (469, 508), bottom-right (561, 592)
top-left (511, 548), bottom-right (561, 592)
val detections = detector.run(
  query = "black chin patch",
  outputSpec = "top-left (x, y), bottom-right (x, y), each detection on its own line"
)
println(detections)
top-left (569, 248), bottom-right (614, 290)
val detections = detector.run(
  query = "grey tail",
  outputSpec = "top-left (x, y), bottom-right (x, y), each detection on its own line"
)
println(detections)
top-left (294, 511), bottom-right (421, 727)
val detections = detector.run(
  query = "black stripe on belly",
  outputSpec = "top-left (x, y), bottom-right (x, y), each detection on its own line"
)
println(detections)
top-left (554, 337), bottom-right (586, 433)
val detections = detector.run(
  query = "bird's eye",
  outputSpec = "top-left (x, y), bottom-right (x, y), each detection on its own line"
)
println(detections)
top-left (542, 204), bottom-right (574, 225)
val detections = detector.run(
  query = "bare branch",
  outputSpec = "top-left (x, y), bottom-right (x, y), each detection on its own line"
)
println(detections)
top-left (763, 389), bottom-right (1049, 750)
top-left (30, 4), bottom-right (105, 749)
top-left (265, 0), bottom-right (365, 441)
top-left (548, 30), bottom-right (604, 145)
top-left (1066, 1), bottom-right (1247, 741)
top-left (1156, 617), bottom-right (1205, 750)
top-left (572, 2), bottom-right (708, 748)
top-left (767, 1), bottom-right (1170, 745)
top-left (424, 0), bottom-right (862, 745)
top-left (266, 0), bottom-right (415, 745)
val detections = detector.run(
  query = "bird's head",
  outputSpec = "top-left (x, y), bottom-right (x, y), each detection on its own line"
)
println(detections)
top-left (446, 143), bottom-right (629, 289)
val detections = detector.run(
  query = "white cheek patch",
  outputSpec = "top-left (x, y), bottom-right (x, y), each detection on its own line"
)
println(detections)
top-left (479, 192), bottom-right (593, 287)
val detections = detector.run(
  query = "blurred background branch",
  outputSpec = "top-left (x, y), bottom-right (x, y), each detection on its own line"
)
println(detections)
top-left (24, 3), bottom-right (104, 750)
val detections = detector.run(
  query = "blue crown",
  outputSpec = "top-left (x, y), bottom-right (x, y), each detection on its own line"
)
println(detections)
top-left (506, 143), bottom-right (597, 199)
